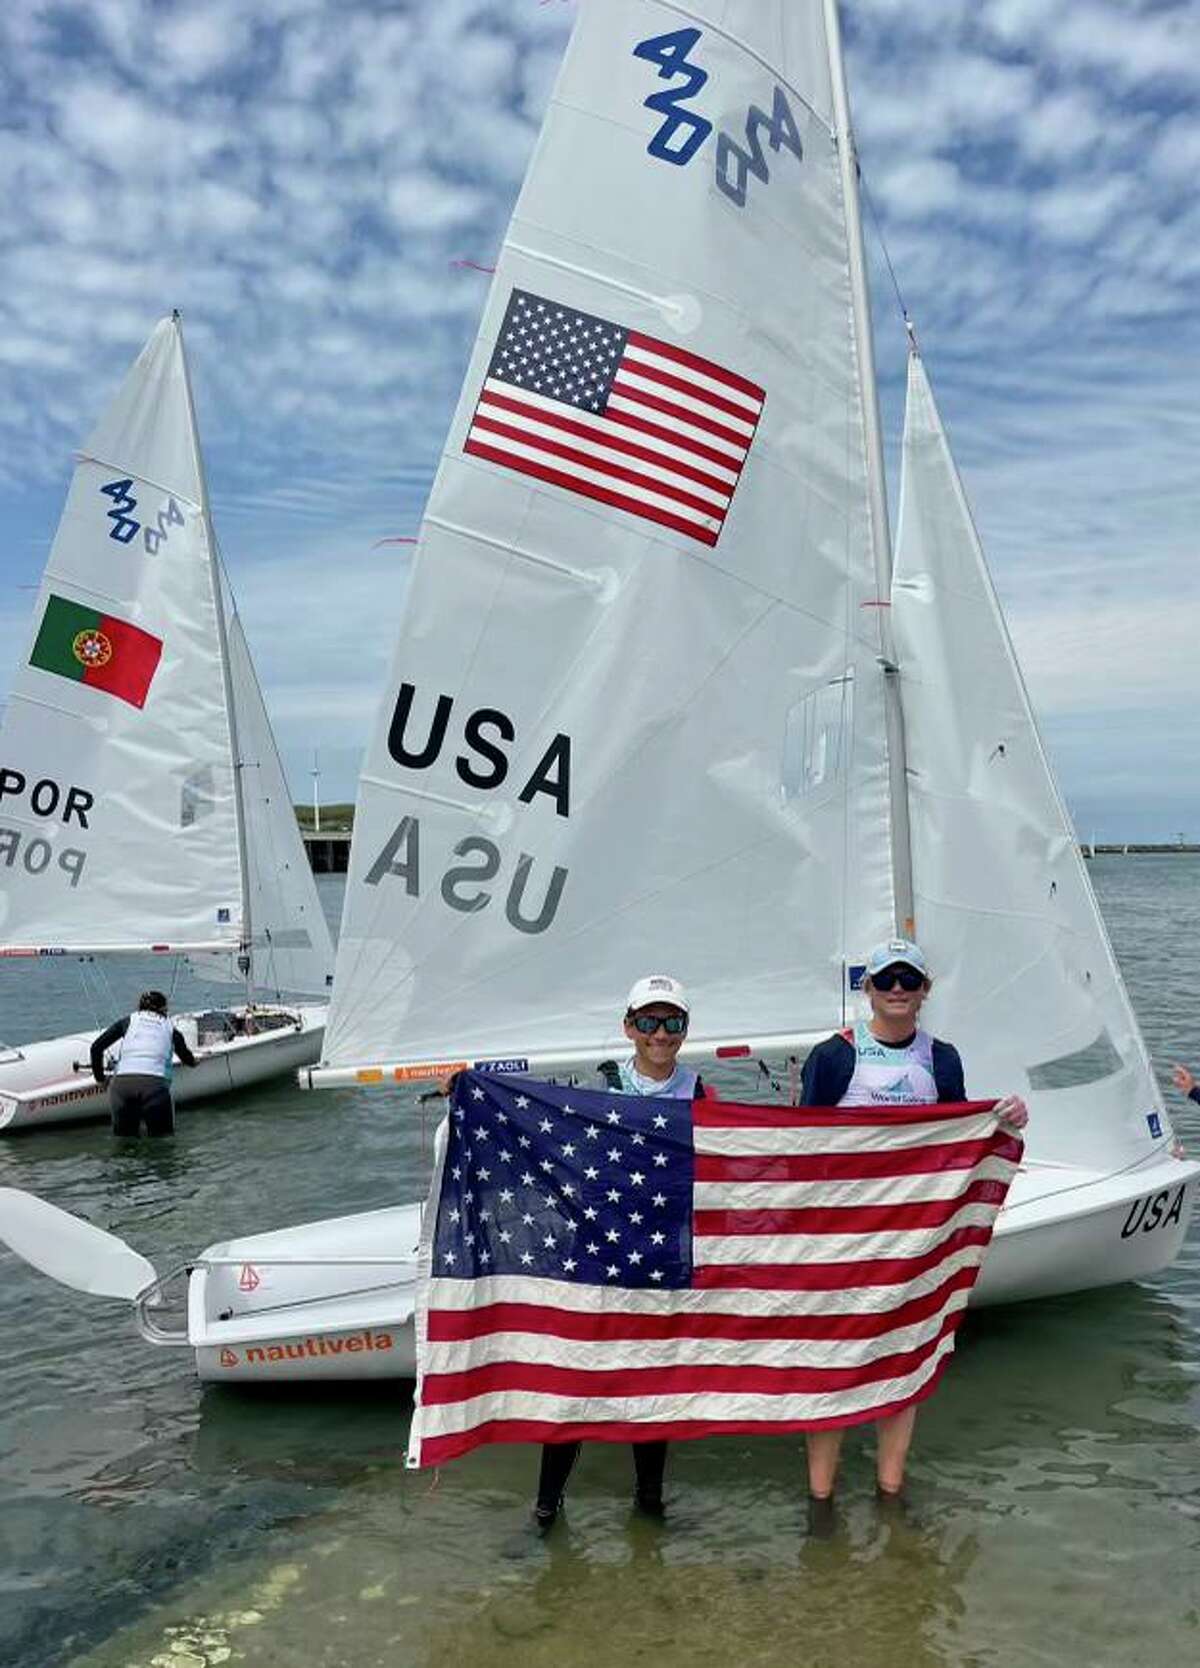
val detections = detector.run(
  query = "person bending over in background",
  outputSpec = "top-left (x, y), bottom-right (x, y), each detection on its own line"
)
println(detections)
top-left (90, 989), bottom-right (197, 1138)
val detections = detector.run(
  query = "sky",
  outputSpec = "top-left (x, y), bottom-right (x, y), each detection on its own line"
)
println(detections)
top-left (0, 0), bottom-right (1196, 840)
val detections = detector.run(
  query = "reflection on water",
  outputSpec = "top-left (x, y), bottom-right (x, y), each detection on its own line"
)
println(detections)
top-left (2, 865), bottom-right (1200, 1667)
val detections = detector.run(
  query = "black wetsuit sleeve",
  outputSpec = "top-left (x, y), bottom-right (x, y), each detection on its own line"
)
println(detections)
top-left (90, 1017), bottom-right (128, 1082)
top-left (1189, 1087), bottom-right (1200, 1107)
top-left (800, 1036), bottom-right (855, 1107)
top-left (932, 1040), bottom-right (967, 1103)
top-left (172, 1029), bottom-right (198, 1068)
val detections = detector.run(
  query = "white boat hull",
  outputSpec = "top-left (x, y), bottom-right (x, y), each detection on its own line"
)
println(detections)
top-left (0, 1006), bottom-right (327, 1132)
top-left (188, 1150), bottom-right (1199, 1385)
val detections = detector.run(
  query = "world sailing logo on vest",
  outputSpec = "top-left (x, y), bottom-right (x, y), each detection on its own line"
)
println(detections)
top-left (364, 682), bottom-right (571, 936)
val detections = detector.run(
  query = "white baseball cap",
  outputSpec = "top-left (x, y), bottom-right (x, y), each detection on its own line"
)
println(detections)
top-left (625, 974), bottom-right (690, 1015)
top-left (864, 938), bottom-right (930, 979)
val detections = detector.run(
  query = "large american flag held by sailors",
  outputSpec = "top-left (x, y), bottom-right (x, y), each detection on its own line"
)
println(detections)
top-left (463, 289), bottom-right (765, 548)
top-left (406, 1073), bottom-right (1022, 1467)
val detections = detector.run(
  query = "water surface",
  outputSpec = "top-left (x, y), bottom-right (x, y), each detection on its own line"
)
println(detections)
top-left (2, 862), bottom-right (1198, 1667)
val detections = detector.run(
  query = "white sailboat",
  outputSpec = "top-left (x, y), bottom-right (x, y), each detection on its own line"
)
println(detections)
top-left (1, 0), bottom-right (1194, 1376)
top-left (0, 316), bottom-right (333, 1131)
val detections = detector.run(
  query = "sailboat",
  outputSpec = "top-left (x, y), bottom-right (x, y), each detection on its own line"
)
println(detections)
top-left (0, 0), bottom-right (1194, 1376)
top-left (0, 316), bottom-right (334, 1131)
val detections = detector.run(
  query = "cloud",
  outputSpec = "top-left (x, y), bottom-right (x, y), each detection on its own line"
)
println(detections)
top-left (0, 0), bottom-right (1195, 838)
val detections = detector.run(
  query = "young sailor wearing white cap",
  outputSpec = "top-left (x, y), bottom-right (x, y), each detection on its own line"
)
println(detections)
top-left (613, 973), bottom-right (701, 1099)
top-left (799, 938), bottom-right (1027, 1526)
top-left (533, 974), bottom-right (703, 1532)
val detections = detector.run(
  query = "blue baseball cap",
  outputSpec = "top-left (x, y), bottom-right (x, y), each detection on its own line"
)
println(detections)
top-left (865, 938), bottom-right (930, 980)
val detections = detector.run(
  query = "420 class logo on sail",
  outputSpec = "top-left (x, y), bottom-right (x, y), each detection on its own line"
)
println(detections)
top-left (633, 28), bottom-right (805, 209)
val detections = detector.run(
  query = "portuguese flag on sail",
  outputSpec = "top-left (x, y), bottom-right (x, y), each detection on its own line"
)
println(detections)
top-left (30, 594), bottom-right (163, 709)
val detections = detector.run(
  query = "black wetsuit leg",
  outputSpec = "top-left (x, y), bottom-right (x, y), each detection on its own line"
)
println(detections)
top-left (632, 1440), bottom-right (667, 1506)
top-left (536, 1441), bottom-right (582, 1513)
top-left (109, 1075), bottom-right (175, 1137)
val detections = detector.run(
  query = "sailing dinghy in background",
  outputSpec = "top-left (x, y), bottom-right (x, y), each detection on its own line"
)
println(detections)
top-left (0, 0), bottom-right (1194, 1381)
top-left (0, 315), bottom-right (334, 1131)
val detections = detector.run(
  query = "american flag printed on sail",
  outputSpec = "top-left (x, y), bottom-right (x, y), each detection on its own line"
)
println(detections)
top-left (463, 290), bottom-right (766, 548)
top-left (406, 1073), bottom-right (1022, 1468)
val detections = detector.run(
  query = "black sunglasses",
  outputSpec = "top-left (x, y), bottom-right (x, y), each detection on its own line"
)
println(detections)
top-left (629, 1013), bottom-right (688, 1036)
top-left (870, 967), bottom-right (926, 992)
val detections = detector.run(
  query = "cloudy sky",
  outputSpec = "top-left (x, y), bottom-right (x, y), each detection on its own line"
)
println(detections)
top-left (0, 0), bottom-right (1196, 839)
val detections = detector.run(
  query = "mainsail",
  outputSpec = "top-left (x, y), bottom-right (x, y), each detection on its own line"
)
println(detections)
top-left (317, 0), bottom-right (900, 1082)
top-left (0, 317), bottom-right (245, 955)
top-left (891, 349), bottom-right (1171, 1168)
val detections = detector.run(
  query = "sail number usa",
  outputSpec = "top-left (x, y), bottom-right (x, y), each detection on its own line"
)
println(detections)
top-left (365, 683), bottom-right (570, 938)
top-left (633, 28), bottom-right (803, 209)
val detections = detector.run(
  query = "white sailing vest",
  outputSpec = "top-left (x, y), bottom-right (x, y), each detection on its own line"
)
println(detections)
top-left (839, 1021), bottom-right (937, 1107)
top-left (114, 1011), bottom-right (174, 1080)
top-left (616, 1059), bottom-right (699, 1099)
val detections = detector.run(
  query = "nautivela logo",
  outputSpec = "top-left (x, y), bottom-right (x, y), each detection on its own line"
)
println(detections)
top-left (29, 594), bottom-right (163, 709)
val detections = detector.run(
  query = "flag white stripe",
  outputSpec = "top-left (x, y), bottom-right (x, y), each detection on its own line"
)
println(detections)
top-left (464, 431), bottom-right (723, 531)
top-left (614, 369), bottom-right (759, 437)
top-left (423, 1298), bottom-right (967, 1377)
top-left (478, 380), bottom-right (742, 484)
top-left (693, 1155), bottom-right (1017, 1211)
top-left (474, 395), bottom-right (733, 510)
top-left (415, 1334), bottom-right (958, 1440)
top-left (622, 344), bottom-right (765, 417)
top-left (605, 392), bottom-right (750, 464)
top-left (427, 1245), bottom-right (988, 1319)
top-left (693, 1204), bottom-right (1001, 1266)
top-left (695, 1114), bottom-right (998, 1158)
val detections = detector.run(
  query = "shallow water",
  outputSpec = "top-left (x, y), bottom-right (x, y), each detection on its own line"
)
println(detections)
top-left (2, 861), bottom-right (1199, 1668)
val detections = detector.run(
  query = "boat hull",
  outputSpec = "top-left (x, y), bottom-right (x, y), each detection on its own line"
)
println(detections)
top-left (0, 1006), bottom-right (327, 1132)
top-left (190, 1151), bottom-right (1199, 1384)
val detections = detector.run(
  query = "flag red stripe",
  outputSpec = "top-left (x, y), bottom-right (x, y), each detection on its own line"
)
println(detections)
top-left (420, 1317), bottom-right (959, 1406)
top-left (426, 1267), bottom-right (978, 1346)
top-left (620, 355), bottom-right (764, 425)
top-left (693, 1100), bottom-right (999, 1129)
top-left (694, 1226), bottom-right (995, 1290)
top-left (417, 1359), bottom-right (952, 1464)
top-left (610, 378), bottom-right (755, 452)
top-left (693, 1179), bottom-right (1010, 1238)
top-left (463, 440), bottom-right (720, 546)
top-left (604, 404), bottom-right (751, 473)
top-left (476, 389), bottom-right (738, 497)
top-left (626, 330), bottom-right (765, 400)
top-left (468, 414), bottom-right (731, 519)
top-left (695, 1136), bottom-right (1012, 1183)
top-left (418, 1369), bottom-right (954, 1463)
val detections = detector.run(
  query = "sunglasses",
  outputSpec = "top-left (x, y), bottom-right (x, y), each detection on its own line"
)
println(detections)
top-left (870, 967), bottom-right (926, 992)
top-left (629, 1013), bottom-right (688, 1036)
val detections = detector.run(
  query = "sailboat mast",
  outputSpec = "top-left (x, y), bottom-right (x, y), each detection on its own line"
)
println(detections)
top-left (823, 0), bottom-right (916, 938)
top-left (173, 311), bottom-right (254, 993)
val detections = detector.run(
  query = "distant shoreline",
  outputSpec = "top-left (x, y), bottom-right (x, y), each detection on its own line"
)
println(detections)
top-left (289, 809), bottom-right (1197, 858)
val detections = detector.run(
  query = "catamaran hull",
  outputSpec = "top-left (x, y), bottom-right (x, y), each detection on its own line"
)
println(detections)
top-left (189, 1153), bottom-right (1198, 1384)
top-left (0, 1007), bottom-right (327, 1132)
